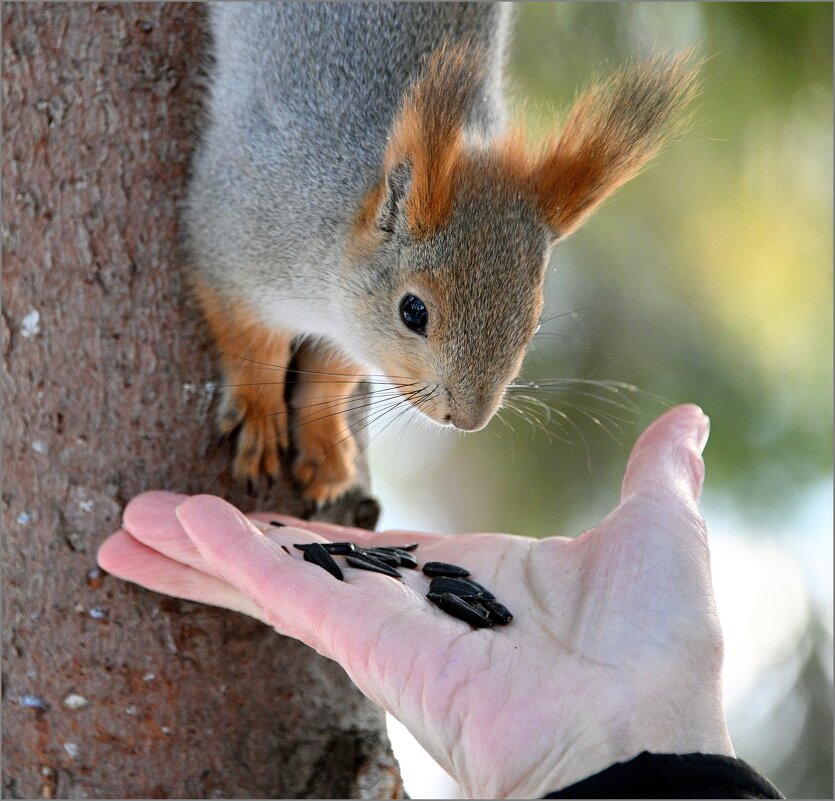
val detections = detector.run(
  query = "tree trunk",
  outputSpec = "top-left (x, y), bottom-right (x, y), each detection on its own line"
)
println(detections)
top-left (2, 4), bottom-right (399, 798)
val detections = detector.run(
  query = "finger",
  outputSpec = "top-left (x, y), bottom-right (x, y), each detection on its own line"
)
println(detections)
top-left (620, 404), bottom-right (710, 506)
top-left (125, 493), bottom-right (437, 569)
top-left (97, 530), bottom-right (266, 620)
top-left (122, 493), bottom-right (333, 578)
top-left (174, 495), bottom-right (402, 656)
top-left (122, 490), bottom-right (209, 570)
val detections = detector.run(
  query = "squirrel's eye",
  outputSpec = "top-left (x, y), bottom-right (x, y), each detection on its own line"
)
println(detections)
top-left (399, 294), bottom-right (428, 335)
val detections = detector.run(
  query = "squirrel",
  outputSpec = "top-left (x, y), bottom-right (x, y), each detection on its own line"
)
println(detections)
top-left (185, 3), bottom-right (698, 505)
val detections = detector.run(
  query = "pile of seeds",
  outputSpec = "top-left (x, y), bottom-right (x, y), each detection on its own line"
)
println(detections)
top-left (286, 533), bottom-right (513, 630)
top-left (423, 564), bottom-right (513, 628)
top-left (290, 540), bottom-right (417, 581)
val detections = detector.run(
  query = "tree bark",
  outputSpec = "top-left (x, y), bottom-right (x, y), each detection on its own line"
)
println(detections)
top-left (2, 4), bottom-right (399, 798)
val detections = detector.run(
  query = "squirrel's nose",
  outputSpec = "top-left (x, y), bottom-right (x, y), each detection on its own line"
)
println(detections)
top-left (448, 399), bottom-right (494, 432)
top-left (451, 416), bottom-right (488, 432)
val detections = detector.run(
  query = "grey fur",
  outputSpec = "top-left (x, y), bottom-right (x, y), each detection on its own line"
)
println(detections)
top-left (185, 2), bottom-right (552, 430)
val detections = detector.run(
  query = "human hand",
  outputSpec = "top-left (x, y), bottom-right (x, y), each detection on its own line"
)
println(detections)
top-left (98, 405), bottom-right (733, 798)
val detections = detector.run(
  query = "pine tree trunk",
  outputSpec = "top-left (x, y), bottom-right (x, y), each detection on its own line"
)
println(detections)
top-left (2, 4), bottom-right (399, 797)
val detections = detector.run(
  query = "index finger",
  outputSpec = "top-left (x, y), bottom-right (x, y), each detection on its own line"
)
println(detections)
top-left (122, 492), bottom-right (444, 577)
top-left (174, 495), bottom-right (427, 659)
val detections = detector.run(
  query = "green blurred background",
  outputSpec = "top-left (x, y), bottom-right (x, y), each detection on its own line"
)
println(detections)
top-left (372, 3), bottom-right (832, 797)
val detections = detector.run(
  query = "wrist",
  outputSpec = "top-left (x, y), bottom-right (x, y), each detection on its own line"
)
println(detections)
top-left (458, 692), bottom-right (734, 798)
top-left (478, 675), bottom-right (733, 799)
top-left (539, 679), bottom-right (734, 796)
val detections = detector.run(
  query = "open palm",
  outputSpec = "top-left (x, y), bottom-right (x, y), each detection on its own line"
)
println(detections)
top-left (99, 405), bottom-right (733, 798)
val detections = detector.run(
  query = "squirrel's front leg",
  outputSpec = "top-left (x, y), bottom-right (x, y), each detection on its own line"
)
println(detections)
top-left (194, 281), bottom-right (292, 483)
top-left (290, 341), bottom-right (364, 505)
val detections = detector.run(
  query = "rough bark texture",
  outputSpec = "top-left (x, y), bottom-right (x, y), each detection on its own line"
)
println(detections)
top-left (2, 4), bottom-right (399, 798)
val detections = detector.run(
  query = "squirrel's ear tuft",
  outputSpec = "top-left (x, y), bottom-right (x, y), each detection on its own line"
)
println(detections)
top-left (522, 52), bottom-right (701, 239)
top-left (355, 40), bottom-right (485, 245)
top-left (377, 161), bottom-right (413, 235)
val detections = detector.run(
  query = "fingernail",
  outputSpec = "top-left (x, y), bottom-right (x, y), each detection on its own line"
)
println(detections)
top-left (695, 413), bottom-right (710, 454)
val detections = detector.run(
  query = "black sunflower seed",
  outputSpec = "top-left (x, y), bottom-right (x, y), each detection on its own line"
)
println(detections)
top-left (360, 548), bottom-right (401, 567)
top-left (323, 542), bottom-right (358, 556)
top-left (429, 576), bottom-right (485, 599)
top-left (302, 542), bottom-right (343, 581)
top-left (422, 561), bottom-right (470, 578)
top-left (464, 579), bottom-right (495, 601)
top-left (356, 551), bottom-right (402, 571)
top-left (293, 541), bottom-right (355, 557)
top-left (479, 599), bottom-right (513, 625)
top-left (427, 592), bottom-right (493, 628)
top-left (375, 543), bottom-right (420, 553)
top-left (367, 546), bottom-right (418, 567)
top-left (385, 549), bottom-right (419, 569)
top-left (345, 555), bottom-right (402, 579)
top-left (270, 520), bottom-right (286, 527)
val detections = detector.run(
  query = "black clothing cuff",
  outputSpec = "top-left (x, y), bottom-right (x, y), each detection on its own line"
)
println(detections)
top-left (543, 751), bottom-right (784, 798)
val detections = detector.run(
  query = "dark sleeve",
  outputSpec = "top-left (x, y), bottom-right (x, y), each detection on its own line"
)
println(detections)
top-left (543, 752), bottom-right (784, 799)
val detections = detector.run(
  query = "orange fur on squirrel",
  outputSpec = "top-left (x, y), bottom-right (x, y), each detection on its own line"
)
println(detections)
top-left (357, 46), bottom-right (699, 242)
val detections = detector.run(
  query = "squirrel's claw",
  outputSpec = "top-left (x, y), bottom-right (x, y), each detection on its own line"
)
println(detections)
top-left (217, 385), bottom-right (289, 484)
top-left (292, 432), bottom-right (359, 506)
top-left (230, 413), bottom-right (287, 483)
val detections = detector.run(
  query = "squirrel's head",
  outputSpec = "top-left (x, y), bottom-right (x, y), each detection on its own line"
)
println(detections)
top-left (346, 43), bottom-right (699, 431)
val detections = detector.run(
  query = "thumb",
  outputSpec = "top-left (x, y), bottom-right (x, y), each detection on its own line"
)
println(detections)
top-left (621, 404), bottom-right (710, 507)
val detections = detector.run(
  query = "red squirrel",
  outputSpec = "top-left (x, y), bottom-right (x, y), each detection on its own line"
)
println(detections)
top-left (185, 4), bottom-right (698, 504)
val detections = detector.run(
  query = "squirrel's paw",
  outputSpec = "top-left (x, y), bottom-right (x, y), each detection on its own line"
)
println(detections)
top-left (219, 389), bottom-right (289, 483)
top-left (292, 428), bottom-right (359, 506)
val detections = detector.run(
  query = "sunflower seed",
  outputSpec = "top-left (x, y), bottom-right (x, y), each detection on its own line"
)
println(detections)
top-left (375, 543), bottom-right (420, 553)
top-left (269, 520), bottom-right (285, 527)
top-left (293, 541), bottom-right (354, 556)
top-left (422, 561), bottom-right (470, 578)
top-left (302, 542), bottom-right (343, 581)
top-left (429, 576), bottom-right (485, 599)
top-left (345, 555), bottom-right (402, 578)
top-left (383, 548), bottom-right (419, 569)
top-left (361, 548), bottom-right (401, 567)
top-left (323, 542), bottom-right (358, 556)
top-left (463, 579), bottom-right (495, 601)
top-left (355, 551), bottom-right (401, 571)
top-left (480, 599), bottom-right (513, 625)
top-left (427, 592), bottom-right (493, 628)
